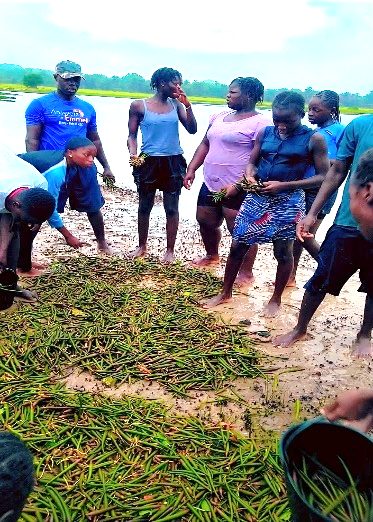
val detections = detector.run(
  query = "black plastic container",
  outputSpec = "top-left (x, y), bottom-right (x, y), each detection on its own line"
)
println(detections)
top-left (0, 268), bottom-right (18, 310)
top-left (280, 418), bottom-right (373, 521)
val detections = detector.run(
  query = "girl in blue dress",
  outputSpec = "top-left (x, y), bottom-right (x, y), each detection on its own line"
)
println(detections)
top-left (290, 90), bottom-right (345, 285)
top-left (203, 91), bottom-right (330, 317)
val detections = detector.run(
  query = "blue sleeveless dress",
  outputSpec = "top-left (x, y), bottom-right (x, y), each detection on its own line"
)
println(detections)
top-left (232, 125), bottom-right (312, 245)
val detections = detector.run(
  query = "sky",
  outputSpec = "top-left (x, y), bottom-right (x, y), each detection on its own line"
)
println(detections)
top-left (1, 0), bottom-right (373, 95)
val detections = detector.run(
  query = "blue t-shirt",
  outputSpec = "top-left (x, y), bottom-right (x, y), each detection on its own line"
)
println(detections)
top-left (317, 123), bottom-right (345, 160)
top-left (25, 93), bottom-right (97, 151)
top-left (334, 115), bottom-right (373, 229)
top-left (304, 122), bottom-right (345, 213)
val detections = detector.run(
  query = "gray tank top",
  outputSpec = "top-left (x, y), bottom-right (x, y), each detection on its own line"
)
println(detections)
top-left (139, 99), bottom-right (183, 156)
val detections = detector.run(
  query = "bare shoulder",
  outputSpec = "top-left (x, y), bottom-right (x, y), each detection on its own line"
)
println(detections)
top-left (310, 131), bottom-right (327, 146)
top-left (129, 99), bottom-right (145, 114)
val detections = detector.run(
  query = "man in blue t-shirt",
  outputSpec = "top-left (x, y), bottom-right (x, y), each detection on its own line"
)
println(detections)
top-left (273, 114), bottom-right (373, 358)
top-left (25, 60), bottom-right (114, 182)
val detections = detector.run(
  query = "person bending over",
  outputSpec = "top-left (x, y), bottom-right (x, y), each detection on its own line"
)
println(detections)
top-left (0, 143), bottom-right (55, 306)
top-left (18, 136), bottom-right (111, 275)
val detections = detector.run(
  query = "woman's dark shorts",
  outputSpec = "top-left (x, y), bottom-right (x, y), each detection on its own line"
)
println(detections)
top-left (197, 182), bottom-right (246, 211)
top-left (57, 167), bottom-right (104, 214)
top-left (133, 155), bottom-right (187, 195)
top-left (304, 224), bottom-right (373, 296)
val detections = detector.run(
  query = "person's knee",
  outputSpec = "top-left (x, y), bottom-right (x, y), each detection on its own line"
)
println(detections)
top-left (230, 241), bottom-right (248, 261)
top-left (138, 196), bottom-right (154, 215)
top-left (163, 193), bottom-right (179, 219)
top-left (274, 244), bottom-right (293, 264)
top-left (86, 210), bottom-right (101, 219)
top-left (165, 208), bottom-right (179, 220)
top-left (196, 207), bottom-right (223, 229)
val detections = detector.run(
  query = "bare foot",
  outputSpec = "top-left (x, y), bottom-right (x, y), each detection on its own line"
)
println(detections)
top-left (235, 272), bottom-right (255, 287)
top-left (17, 267), bottom-right (45, 278)
top-left (127, 246), bottom-right (147, 259)
top-left (191, 255), bottom-right (219, 267)
top-left (32, 260), bottom-right (48, 270)
top-left (97, 241), bottom-right (113, 255)
top-left (14, 286), bottom-right (38, 300)
top-left (262, 300), bottom-right (281, 318)
top-left (202, 293), bottom-right (232, 309)
top-left (286, 278), bottom-right (297, 288)
top-left (273, 328), bottom-right (306, 347)
top-left (351, 335), bottom-right (372, 358)
top-left (162, 251), bottom-right (174, 264)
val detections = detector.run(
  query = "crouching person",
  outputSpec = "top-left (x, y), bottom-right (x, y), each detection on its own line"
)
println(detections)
top-left (0, 143), bottom-right (55, 309)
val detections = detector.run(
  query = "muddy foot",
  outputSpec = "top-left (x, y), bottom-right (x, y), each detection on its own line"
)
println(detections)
top-left (127, 246), bottom-right (147, 259)
top-left (273, 329), bottom-right (306, 347)
top-left (235, 272), bottom-right (255, 288)
top-left (32, 260), bottom-right (48, 270)
top-left (162, 251), bottom-right (174, 264)
top-left (261, 301), bottom-right (281, 318)
top-left (351, 335), bottom-right (372, 359)
top-left (17, 267), bottom-right (45, 278)
top-left (97, 242), bottom-right (113, 255)
top-left (201, 293), bottom-right (233, 309)
top-left (191, 255), bottom-right (219, 267)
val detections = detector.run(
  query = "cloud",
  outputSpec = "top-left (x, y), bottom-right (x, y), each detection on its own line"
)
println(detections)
top-left (48, 0), bottom-right (330, 53)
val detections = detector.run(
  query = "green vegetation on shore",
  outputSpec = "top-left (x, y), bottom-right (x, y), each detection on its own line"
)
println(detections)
top-left (2, 83), bottom-right (373, 114)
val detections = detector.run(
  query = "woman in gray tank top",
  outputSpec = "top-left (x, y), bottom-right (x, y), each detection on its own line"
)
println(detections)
top-left (127, 67), bottom-right (197, 263)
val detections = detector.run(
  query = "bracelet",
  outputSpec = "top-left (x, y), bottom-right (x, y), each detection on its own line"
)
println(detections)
top-left (185, 105), bottom-right (191, 110)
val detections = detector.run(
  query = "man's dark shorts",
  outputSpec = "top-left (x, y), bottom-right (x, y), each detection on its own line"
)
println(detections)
top-left (58, 167), bottom-right (104, 214)
top-left (133, 155), bottom-right (186, 195)
top-left (305, 224), bottom-right (373, 296)
top-left (197, 182), bottom-right (246, 211)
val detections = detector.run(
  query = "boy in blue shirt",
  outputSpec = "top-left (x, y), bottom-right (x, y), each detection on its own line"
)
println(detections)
top-left (18, 137), bottom-right (110, 275)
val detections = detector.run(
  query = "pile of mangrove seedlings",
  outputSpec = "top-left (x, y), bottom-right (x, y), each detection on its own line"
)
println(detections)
top-left (0, 256), bottom-right (263, 395)
top-left (0, 256), bottom-right (291, 521)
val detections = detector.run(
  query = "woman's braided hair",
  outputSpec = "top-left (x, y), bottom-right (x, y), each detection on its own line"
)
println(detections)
top-left (272, 90), bottom-right (306, 118)
top-left (230, 77), bottom-right (264, 103)
top-left (314, 90), bottom-right (341, 122)
top-left (150, 68), bottom-right (182, 90)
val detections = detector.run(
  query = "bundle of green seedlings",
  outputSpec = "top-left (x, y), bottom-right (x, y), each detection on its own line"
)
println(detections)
top-left (211, 176), bottom-right (265, 203)
top-left (99, 173), bottom-right (117, 190)
top-left (0, 379), bottom-right (290, 521)
top-left (130, 153), bottom-right (149, 168)
top-left (0, 256), bottom-right (263, 395)
top-left (294, 454), bottom-right (373, 521)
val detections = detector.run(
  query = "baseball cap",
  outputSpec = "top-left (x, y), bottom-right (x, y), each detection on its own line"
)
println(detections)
top-left (54, 60), bottom-right (85, 79)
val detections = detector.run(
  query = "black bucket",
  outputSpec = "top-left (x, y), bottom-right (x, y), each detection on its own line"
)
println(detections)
top-left (280, 418), bottom-right (373, 521)
top-left (0, 268), bottom-right (18, 310)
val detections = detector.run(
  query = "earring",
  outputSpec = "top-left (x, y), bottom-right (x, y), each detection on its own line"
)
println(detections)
top-left (69, 154), bottom-right (73, 157)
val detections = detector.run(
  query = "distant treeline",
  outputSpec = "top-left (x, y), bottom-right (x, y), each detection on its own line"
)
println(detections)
top-left (2, 63), bottom-right (373, 108)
